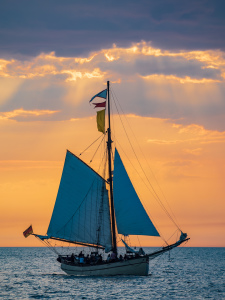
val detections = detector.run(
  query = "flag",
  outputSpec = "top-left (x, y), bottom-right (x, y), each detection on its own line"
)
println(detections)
top-left (90, 89), bottom-right (107, 103)
top-left (23, 225), bottom-right (33, 238)
top-left (93, 101), bottom-right (106, 109)
top-left (89, 89), bottom-right (107, 133)
top-left (90, 89), bottom-right (107, 133)
top-left (96, 109), bottom-right (105, 133)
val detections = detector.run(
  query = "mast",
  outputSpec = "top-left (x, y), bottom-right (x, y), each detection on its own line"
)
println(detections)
top-left (107, 80), bottom-right (117, 256)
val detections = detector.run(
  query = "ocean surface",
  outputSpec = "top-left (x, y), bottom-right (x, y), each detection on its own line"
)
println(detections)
top-left (0, 247), bottom-right (224, 299)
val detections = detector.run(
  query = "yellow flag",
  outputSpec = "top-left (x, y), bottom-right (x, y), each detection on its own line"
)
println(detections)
top-left (96, 109), bottom-right (105, 133)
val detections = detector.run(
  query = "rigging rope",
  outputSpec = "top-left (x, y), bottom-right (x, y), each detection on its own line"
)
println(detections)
top-left (79, 134), bottom-right (104, 156)
top-left (90, 134), bottom-right (106, 163)
top-left (110, 87), bottom-right (181, 233)
top-left (34, 235), bottom-right (60, 255)
top-left (111, 91), bottom-right (181, 230)
top-left (111, 135), bottom-right (166, 242)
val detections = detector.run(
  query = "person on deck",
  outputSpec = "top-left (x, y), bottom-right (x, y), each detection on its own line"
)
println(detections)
top-left (111, 252), bottom-right (116, 261)
top-left (90, 253), bottom-right (95, 263)
top-left (86, 254), bottom-right (90, 264)
top-left (98, 254), bottom-right (103, 263)
top-left (79, 256), bottom-right (84, 264)
top-left (71, 253), bottom-right (75, 262)
top-left (138, 247), bottom-right (145, 255)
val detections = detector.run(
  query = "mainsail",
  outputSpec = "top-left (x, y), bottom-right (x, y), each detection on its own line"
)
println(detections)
top-left (47, 150), bottom-right (112, 251)
top-left (113, 148), bottom-right (160, 237)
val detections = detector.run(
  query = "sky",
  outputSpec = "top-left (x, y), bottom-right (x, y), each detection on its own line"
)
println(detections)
top-left (0, 0), bottom-right (225, 247)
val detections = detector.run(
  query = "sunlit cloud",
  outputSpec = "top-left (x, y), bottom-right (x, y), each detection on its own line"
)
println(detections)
top-left (0, 108), bottom-right (59, 120)
top-left (141, 74), bottom-right (221, 84)
top-left (0, 41), bottom-right (225, 131)
top-left (148, 123), bottom-right (225, 145)
top-left (0, 42), bottom-right (225, 82)
top-left (147, 139), bottom-right (182, 145)
top-left (62, 68), bottom-right (105, 82)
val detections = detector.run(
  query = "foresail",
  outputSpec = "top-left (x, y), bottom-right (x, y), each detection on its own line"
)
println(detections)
top-left (113, 148), bottom-right (160, 237)
top-left (47, 150), bottom-right (112, 251)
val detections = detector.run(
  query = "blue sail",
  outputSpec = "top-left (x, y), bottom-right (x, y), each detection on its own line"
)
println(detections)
top-left (47, 150), bottom-right (112, 251)
top-left (113, 148), bottom-right (160, 237)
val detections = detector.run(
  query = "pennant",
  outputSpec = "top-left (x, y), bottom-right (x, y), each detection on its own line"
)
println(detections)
top-left (93, 101), bottom-right (106, 109)
top-left (96, 109), bottom-right (105, 133)
top-left (23, 225), bottom-right (33, 238)
top-left (90, 89), bottom-right (107, 103)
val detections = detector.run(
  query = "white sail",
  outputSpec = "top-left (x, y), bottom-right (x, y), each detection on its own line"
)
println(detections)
top-left (113, 148), bottom-right (160, 237)
top-left (47, 150), bottom-right (112, 251)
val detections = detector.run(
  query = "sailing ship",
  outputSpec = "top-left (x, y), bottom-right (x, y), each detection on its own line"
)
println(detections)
top-left (23, 81), bottom-right (189, 276)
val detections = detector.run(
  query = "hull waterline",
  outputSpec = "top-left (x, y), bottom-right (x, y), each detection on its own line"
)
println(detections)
top-left (61, 256), bottom-right (149, 276)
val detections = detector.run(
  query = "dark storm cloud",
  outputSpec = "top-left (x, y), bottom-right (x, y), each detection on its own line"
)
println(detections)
top-left (0, 0), bottom-right (225, 58)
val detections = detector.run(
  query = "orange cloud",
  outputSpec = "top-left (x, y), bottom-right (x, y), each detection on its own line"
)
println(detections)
top-left (0, 42), bottom-right (224, 84)
top-left (141, 74), bottom-right (221, 84)
top-left (103, 41), bottom-right (225, 70)
top-left (62, 68), bottom-right (105, 82)
top-left (0, 108), bottom-right (59, 120)
top-left (148, 123), bottom-right (225, 145)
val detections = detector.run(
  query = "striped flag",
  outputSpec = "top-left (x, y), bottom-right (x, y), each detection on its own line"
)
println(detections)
top-left (92, 101), bottom-right (106, 109)
top-left (90, 89), bottom-right (107, 133)
top-left (23, 225), bottom-right (33, 238)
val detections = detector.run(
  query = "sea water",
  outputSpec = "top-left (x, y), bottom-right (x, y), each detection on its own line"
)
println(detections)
top-left (0, 247), bottom-right (224, 299)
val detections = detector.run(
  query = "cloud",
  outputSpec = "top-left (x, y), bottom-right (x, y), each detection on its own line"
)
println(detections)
top-left (0, 108), bottom-right (59, 121)
top-left (0, 42), bottom-right (225, 131)
top-left (141, 74), bottom-right (221, 84)
top-left (1, 43), bottom-right (225, 81)
top-left (148, 123), bottom-right (225, 145)
top-left (0, 1), bottom-right (225, 57)
top-left (147, 139), bottom-right (181, 145)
